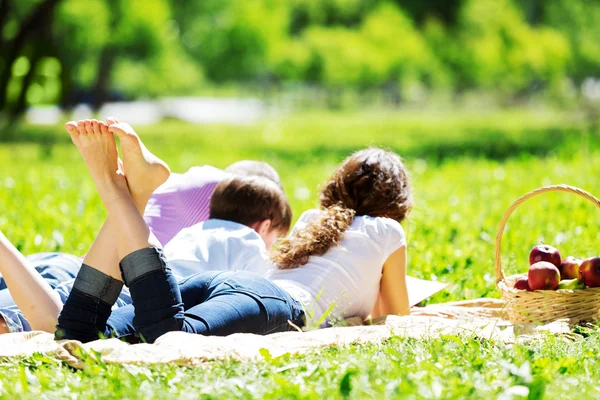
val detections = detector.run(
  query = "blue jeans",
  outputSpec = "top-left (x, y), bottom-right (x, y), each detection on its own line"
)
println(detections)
top-left (56, 248), bottom-right (305, 343)
top-left (0, 253), bottom-right (82, 332)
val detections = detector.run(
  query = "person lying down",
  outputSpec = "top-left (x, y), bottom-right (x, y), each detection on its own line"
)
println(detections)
top-left (0, 126), bottom-right (291, 334)
top-left (1, 118), bottom-right (413, 342)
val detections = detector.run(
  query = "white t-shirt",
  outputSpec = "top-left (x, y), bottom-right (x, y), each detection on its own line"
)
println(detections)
top-left (266, 210), bottom-right (406, 325)
top-left (163, 219), bottom-right (273, 279)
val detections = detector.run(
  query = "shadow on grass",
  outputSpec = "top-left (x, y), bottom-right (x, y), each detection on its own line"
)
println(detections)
top-left (1, 123), bottom-right (597, 164)
top-left (262, 127), bottom-right (597, 165)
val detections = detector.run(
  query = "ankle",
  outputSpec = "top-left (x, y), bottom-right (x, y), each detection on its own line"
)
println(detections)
top-left (130, 191), bottom-right (151, 214)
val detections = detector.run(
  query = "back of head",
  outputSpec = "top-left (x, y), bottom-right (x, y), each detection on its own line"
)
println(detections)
top-left (225, 160), bottom-right (283, 190)
top-left (320, 148), bottom-right (413, 221)
top-left (210, 175), bottom-right (292, 235)
top-left (273, 148), bottom-right (413, 269)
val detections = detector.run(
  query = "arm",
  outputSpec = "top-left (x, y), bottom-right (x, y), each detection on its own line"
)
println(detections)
top-left (0, 231), bottom-right (63, 332)
top-left (372, 245), bottom-right (410, 317)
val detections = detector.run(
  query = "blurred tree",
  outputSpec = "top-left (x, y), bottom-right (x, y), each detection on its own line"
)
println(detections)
top-left (174, 0), bottom-right (285, 82)
top-left (0, 0), bottom-right (597, 120)
top-left (63, 0), bottom-right (188, 108)
top-left (288, 0), bottom-right (379, 35)
top-left (542, 0), bottom-right (600, 83)
top-left (0, 0), bottom-right (62, 113)
top-left (0, 0), bottom-right (199, 121)
top-left (427, 0), bottom-right (570, 93)
top-left (397, 0), bottom-right (463, 25)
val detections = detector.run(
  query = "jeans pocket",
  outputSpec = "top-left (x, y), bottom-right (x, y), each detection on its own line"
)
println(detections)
top-left (222, 280), bottom-right (288, 302)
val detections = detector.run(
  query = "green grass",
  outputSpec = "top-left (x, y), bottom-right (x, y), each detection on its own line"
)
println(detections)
top-left (1, 108), bottom-right (600, 398)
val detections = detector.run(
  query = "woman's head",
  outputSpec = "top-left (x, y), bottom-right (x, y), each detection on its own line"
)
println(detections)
top-left (320, 148), bottom-right (413, 222)
top-left (273, 148), bottom-right (412, 269)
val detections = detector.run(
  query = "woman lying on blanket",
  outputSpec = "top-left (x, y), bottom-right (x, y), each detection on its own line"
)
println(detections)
top-left (51, 119), bottom-right (413, 343)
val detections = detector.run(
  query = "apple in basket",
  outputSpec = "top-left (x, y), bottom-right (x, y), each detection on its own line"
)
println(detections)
top-left (557, 278), bottom-right (585, 290)
top-left (559, 256), bottom-right (582, 280)
top-left (578, 257), bottom-right (600, 288)
top-left (513, 277), bottom-right (531, 291)
top-left (528, 261), bottom-right (560, 291)
top-left (529, 245), bottom-right (562, 269)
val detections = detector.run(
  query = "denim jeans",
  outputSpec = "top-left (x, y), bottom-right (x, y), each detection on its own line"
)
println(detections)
top-left (56, 247), bottom-right (305, 343)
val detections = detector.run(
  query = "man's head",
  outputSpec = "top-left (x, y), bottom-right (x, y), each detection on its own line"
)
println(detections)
top-left (225, 160), bottom-right (283, 190)
top-left (209, 175), bottom-right (292, 250)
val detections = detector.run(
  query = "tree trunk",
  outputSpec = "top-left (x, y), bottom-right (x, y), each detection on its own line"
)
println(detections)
top-left (0, 0), bottom-right (61, 110)
top-left (13, 43), bottom-right (43, 117)
top-left (90, 0), bottom-right (120, 111)
top-left (0, 0), bottom-right (11, 50)
top-left (524, 0), bottom-right (542, 25)
top-left (91, 46), bottom-right (117, 110)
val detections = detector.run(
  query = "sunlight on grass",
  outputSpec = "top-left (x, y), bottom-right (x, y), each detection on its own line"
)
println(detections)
top-left (0, 110), bottom-right (599, 398)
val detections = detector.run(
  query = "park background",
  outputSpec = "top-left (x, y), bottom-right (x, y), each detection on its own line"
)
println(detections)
top-left (1, 0), bottom-right (600, 398)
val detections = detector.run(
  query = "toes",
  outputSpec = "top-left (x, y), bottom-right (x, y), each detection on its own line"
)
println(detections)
top-left (65, 121), bottom-right (78, 136)
top-left (76, 121), bottom-right (87, 136)
top-left (84, 119), bottom-right (94, 135)
top-left (108, 123), bottom-right (126, 138)
top-left (99, 122), bottom-right (110, 135)
top-left (91, 119), bottom-right (101, 134)
top-left (106, 117), bottom-right (120, 125)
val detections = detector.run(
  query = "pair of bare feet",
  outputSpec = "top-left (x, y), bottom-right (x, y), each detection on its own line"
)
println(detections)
top-left (64, 118), bottom-right (170, 209)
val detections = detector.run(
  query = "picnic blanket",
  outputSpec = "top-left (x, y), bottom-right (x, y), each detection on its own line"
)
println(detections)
top-left (0, 299), bottom-right (573, 369)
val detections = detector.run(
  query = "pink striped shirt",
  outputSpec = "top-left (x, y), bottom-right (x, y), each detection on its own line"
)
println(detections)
top-left (143, 166), bottom-right (230, 246)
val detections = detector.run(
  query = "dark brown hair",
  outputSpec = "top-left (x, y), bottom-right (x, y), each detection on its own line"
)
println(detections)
top-left (273, 148), bottom-right (413, 269)
top-left (210, 175), bottom-right (292, 234)
top-left (225, 160), bottom-right (283, 190)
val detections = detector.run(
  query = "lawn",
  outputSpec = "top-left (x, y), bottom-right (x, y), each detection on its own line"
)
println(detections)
top-left (0, 108), bottom-right (599, 398)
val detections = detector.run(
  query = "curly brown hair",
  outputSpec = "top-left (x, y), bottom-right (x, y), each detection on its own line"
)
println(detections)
top-left (273, 148), bottom-right (413, 269)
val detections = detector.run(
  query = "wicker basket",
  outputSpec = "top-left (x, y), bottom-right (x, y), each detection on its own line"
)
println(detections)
top-left (495, 184), bottom-right (600, 324)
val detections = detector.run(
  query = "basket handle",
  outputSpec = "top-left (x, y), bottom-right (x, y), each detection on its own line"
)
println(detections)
top-left (494, 184), bottom-right (600, 284)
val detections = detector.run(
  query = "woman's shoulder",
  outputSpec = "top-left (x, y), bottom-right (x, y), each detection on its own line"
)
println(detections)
top-left (290, 209), bottom-right (322, 232)
top-left (351, 215), bottom-right (407, 249)
top-left (298, 209), bottom-right (322, 221)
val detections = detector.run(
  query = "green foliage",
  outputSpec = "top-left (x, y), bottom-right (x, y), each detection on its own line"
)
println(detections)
top-left (2, 0), bottom-right (599, 113)
top-left (543, 0), bottom-right (600, 82)
top-left (174, 0), bottom-right (287, 82)
top-left (428, 0), bottom-right (571, 92)
top-left (54, 0), bottom-right (111, 87)
top-left (51, 0), bottom-right (200, 98)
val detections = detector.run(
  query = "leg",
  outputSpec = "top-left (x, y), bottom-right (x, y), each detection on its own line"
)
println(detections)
top-left (106, 271), bottom-right (305, 342)
top-left (177, 271), bottom-right (305, 337)
top-left (64, 120), bottom-right (170, 281)
top-left (57, 120), bottom-right (179, 342)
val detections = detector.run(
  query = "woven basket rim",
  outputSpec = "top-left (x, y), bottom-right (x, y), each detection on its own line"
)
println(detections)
top-left (494, 184), bottom-right (600, 284)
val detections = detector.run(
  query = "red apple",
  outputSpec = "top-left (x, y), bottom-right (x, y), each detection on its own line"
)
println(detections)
top-left (529, 245), bottom-right (562, 269)
top-left (578, 257), bottom-right (600, 288)
top-left (528, 261), bottom-right (560, 290)
top-left (559, 256), bottom-right (582, 280)
top-left (514, 277), bottom-right (531, 291)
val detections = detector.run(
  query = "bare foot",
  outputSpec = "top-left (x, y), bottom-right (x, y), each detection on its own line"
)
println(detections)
top-left (106, 117), bottom-right (170, 200)
top-left (65, 119), bottom-right (128, 204)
